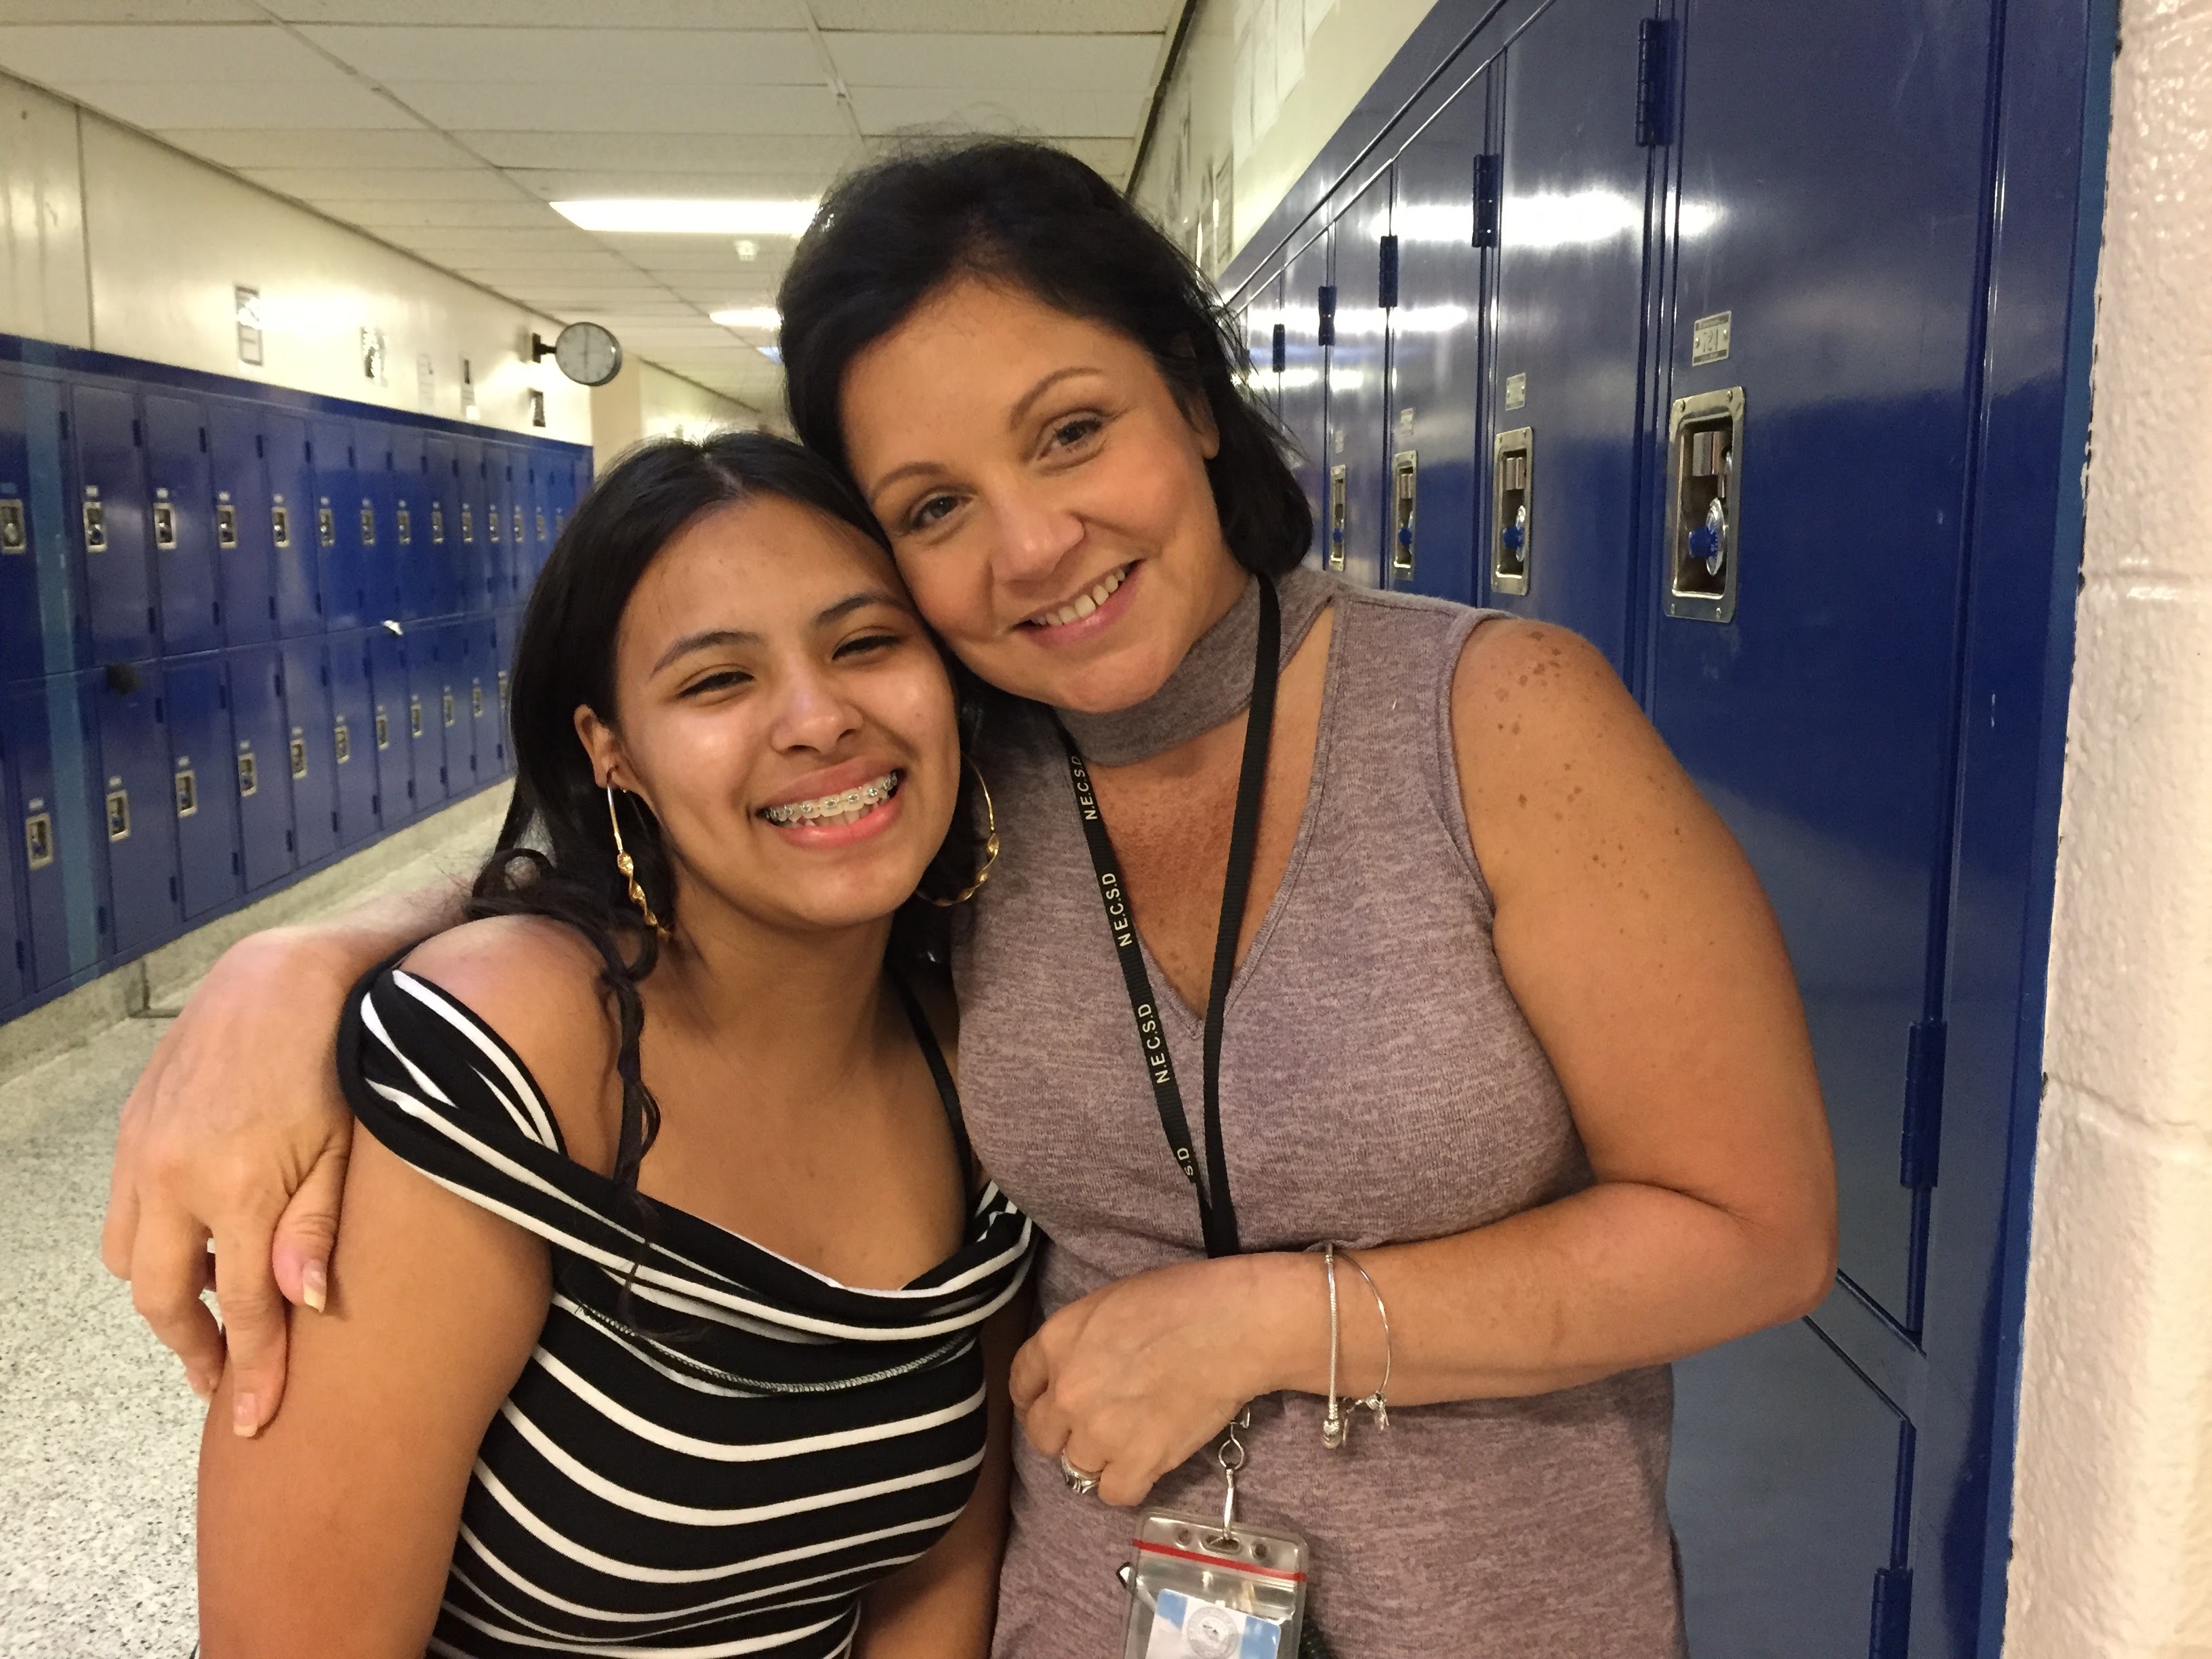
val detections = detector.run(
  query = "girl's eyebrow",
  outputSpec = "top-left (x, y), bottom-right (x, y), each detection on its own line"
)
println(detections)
top-left (649, 590), bottom-right (907, 675)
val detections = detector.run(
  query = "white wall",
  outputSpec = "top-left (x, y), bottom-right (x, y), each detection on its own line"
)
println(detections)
top-left (0, 68), bottom-right (588, 443)
top-left (1133, 0), bottom-right (1441, 273)
top-left (589, 354), bottom-right (761, 476)
top-left (2006, 4), bottom-right (2212, 1655)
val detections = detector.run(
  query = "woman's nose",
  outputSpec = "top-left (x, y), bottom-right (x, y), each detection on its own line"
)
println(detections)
top-left (988, 483), bottom-right (1085, 588)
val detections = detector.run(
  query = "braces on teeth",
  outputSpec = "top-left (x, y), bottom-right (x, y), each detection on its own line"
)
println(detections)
top-left (763, 773), bottom-right (901, 825)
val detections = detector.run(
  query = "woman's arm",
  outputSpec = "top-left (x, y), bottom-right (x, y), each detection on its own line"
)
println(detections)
top-left (856, 1286), bottom-right (1032, 1658)
top-left (1012, 621), bottom-right (1837, 1504)
top-left (102, 876), bottom-right (472, 1433)
top-left (197, 1114), bottom-right (550, 1658)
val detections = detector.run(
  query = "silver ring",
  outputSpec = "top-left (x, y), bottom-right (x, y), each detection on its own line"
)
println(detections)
top-left (1058, 1452), bottom-right (1101, 1497)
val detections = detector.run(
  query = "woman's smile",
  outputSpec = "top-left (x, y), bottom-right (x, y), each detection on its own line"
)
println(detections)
top-left (1016, 560), bottom-right (1141, 648)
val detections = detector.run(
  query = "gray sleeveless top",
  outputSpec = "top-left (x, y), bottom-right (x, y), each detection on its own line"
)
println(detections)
top-left (955, 567), bottom-right (1683, 1659)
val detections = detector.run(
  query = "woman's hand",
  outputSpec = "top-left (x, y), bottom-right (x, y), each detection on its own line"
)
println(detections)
top-left (1008, 1254), bottom-right (1312, 1507)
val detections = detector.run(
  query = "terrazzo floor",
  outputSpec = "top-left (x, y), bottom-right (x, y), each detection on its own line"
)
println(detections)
top-left (0, 803), bottom-right (502, 1657)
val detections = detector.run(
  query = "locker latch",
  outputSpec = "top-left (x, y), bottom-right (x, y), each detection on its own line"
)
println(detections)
top-left (396, 505), bottom-right (413, 546)
top-left (1664, 387), bottom-right (1744, 623)
top-left (497, 670), bottom-right (510, 711)
top-left (1492, 428), bottom-right (1534, 594)
top-left (105, 785), bottom-right (131, 842)
top-left (462, 505), bottom-right (475, 544)
top-left (1326, 464), bottom-right (1348, 571)
top-left (272, 500), bottom-right (291, 548)
top-left (173, 765), bottom-right (198, 819)
top-left (237, 748), bottom-right (259, 798)
top-left (83, 495), bottom-right (108, 553)
top-left (537, 511), bottom-right (548, 542)
top-left (216, 503), bottom-right (239, 550)
top-left (333, 720), bottom-right (352, 765)
top-left (24, 811), bottom-right (54, 870)
top-left (153, 495), bottom-right (178, 550)
top-left (489, 506), bottom-right (501, 543)
top-left (442, 690), bottom-right (455, 727)
top-left (472, 680), bottom-right (485, 718)
top-left (317, 501), bottom-right (336, 549)
top-left (512, 507), bottom-right (525, 545)
top-left (289, 733), bottom-right (310, 778)
top-left (0, 499), bottom-right (24, 552)
top-left (375, 710), bottom-right (390, 750)
top-left (1391, 451), bottom-right (1417, 580)
top-left (359, 499), bottom-right (377, 546)
top-left (431, 503), bottom-right (446, 544)
top-left (409, 698), bottom-right (424, 740)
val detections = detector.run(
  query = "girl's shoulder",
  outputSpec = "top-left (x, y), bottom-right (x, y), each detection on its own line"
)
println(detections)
top-left (390, 916), bottom-right (625, 1175)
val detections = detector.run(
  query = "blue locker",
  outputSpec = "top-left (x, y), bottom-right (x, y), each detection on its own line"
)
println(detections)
top-left (278, 638), bottom-right (339, 868)
top-left (263, 412), bottom-right (321, 636)
top-left (1326, 169), bottom-right (1393, 592)
top-left (354, 421), bottom-right (400, 624)
top-left (310, 418), bottom-right (363, 630)
top-left (0, 367), bottom-right (87, 684)
top-left (1670, 1322), bottom-right (1908, 1658)
top-left (457, 438), bottom-right (490, 613)
top-left (484, 445), bottom-right (515, 607)
top-left (142, 394), bottom-right (223, 656)
top-left (70, 382), bottom-right (160, 665)
top-left (487, 613), bottom-right (516, 778)
top-left (91, 660), bottom-right (182, 959)
top-left (523, 454), bottom-right (553, 600)
top-left (206, 403), bottom-right (279, 646)
top-left (1240, 289), bottom-right (1279, 419)
top-left (164, 653), bottom-right (243, 921)
top-left (1647, 0), bottom-right (1995, 1334)
top-left (0, 722), bottom-right (23, 1013)
top-left (1481, 0), bottom-right (1656, 673)
top-left (1281, 230), bottom-right (1331, 567)
top-left (409, 622), bottom-right (451, 808)
top-left (438, 621), bottom-right (478, 792)
top-left (425, 436), bottom-right (463, 617)
top-left (1, 674), bottom-right (104, 989)
top-left (367, 626), bottom-right (416, 827)
top-left (1387, 70), bottom-right (1493, 605)
top-left (392, 428), bottom-right (433, 621)
top-left (226, 643), bottom-right (295, 890)
top-left (327, 630), bottom-right (379, 846)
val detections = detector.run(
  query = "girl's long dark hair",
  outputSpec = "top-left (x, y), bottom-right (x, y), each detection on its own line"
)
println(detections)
top-left (775, 137), bottom-right (1313, 577)
top-left (471, 430), bottom-right (978, 1218)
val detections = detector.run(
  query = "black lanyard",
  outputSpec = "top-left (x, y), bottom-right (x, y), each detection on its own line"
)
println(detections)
top-left (1059, 577), bottom-right (1282, 1259)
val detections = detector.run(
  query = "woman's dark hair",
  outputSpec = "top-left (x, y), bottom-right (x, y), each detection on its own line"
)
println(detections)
top-left (472, 430), bottom-right (977, 1221)
top-left (776, 138), bottom-right (1312, 577)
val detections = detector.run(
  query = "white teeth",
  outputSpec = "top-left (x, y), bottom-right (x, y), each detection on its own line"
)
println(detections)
top-left (762, 771), bottom-right (901, 827)
top-left (1032, 566), bottom-right (1126, 628)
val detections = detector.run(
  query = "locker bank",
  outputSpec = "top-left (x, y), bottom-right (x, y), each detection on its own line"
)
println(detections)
top-left (0, 0), bottom-right (2203, 1655)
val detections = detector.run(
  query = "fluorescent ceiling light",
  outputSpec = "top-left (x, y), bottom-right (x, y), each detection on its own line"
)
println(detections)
top-left (552, 199), bottom-right (818, 236)
top-left (711, 307), bottom-right (781, 331)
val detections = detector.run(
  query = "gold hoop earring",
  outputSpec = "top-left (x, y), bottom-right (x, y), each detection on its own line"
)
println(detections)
top-left (605, 785), bottom-right (665, 933)
top-left (924, 758), bottom-right (1001, 907)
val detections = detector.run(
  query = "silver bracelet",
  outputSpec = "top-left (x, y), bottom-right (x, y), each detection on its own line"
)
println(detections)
top-left (1316, 1243), bottom-right (1393, 1448)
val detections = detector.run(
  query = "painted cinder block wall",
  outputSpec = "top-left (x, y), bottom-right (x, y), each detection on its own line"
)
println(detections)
top-left (2007, 1), bottom-right (2212, 1653)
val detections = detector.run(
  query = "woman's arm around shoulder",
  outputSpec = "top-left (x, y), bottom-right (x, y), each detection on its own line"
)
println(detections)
top-left (197, 915), bottom-right (623, 1658)
top-left (1452, 617), bottom-right (1837, 1318)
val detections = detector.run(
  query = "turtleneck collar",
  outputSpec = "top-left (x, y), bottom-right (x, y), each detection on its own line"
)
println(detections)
top-left (1054, 563), bottom-right (1336, 767)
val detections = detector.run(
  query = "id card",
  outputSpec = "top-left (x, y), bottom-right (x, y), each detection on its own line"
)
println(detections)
top-left (1120, 1511), bottom-right (1308, 1659)
top-left (1143, 1589), bottom-right (1286, 1659)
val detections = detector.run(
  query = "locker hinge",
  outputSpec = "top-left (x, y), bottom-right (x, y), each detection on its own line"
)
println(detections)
top-left (1473, 154), bottom-right (1502, 247)
top-left (1869, 1565), bottom-right (1912, 1659)
top-left (1635, 18), bottom-right (1674, 147)
top-left (131, 418), bottom-right (142, 447)
top-left (198, 426), bottom-right (207, 453)
top-left (255, 434), bottom-right (265, 459)
top-left (1899, 1019), bottom-right (1948, 1190)
top-left (1271, 323), bottom-right (1287, 373)
top-left (1317, 284), bottom-right (1338, 348)
top-left (1377, 235), bottom-right (1400, 309)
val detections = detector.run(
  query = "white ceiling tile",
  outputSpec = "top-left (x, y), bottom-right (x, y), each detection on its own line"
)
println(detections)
top-left (0, 1), bottom-right (263, 18)
top-left (827, 32), bottom-right (1161, 91)
top-left (169, 127), bottom-right (481, 168)
top-left (459, 131), bottom-right (862, 172)
top-left (268, 0), bottom-right (797, 24)
top-left (240, 167), bottom-right (530, 202)
top-left (321, 199), bottom-right (567, 228)
top-left (454, 258), bottom-right (646, 281)
top-left (303, 26), bottom-right (821, 85)
top-left (396, 81), bottom-right (846, 136)
top-left (381, 225), bottom-right (607, 253)
top-left (65, 77), bottom-right (419, 129)
top-left (815, 0), bottom-right (1178, 28)
top-left (849, 85), bottom-right (1148, 140)
top-left (0, 22), bottom-right (329, 81)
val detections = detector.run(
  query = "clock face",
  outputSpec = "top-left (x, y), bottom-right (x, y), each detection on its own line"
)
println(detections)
top-left (553, 321), bottom-right (623, 387)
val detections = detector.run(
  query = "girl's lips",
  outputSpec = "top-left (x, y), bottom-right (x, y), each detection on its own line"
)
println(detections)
top-left (762, 782), bottom-right (907, 849)
top-left (1017, 560), bottom-right (1141, 650)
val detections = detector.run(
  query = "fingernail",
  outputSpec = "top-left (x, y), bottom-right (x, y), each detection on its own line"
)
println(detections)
top-left (301, 1262), bottom-right (327, 1313)
top-left (188, 1369), bottom-right (214, 1405)
top-left (232, 1393), bottom-right (260, 1438)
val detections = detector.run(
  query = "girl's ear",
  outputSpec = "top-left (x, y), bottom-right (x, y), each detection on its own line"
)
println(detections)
top-left (574, 704), bottom-right (627, 792)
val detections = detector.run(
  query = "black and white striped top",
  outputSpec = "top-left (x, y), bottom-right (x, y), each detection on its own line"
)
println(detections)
top-left (339, 961), bottom-right (1035, 1659)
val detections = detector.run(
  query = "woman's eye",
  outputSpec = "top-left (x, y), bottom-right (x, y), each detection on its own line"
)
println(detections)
top-left (910, 493), bottom-right (960, 530)
top-left (1048, 415), bottom-right (1103, 451)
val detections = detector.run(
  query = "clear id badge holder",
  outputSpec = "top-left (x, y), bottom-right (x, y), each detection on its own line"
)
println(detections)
top-left (1119, 1413), bottom-right (1315, 1659)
